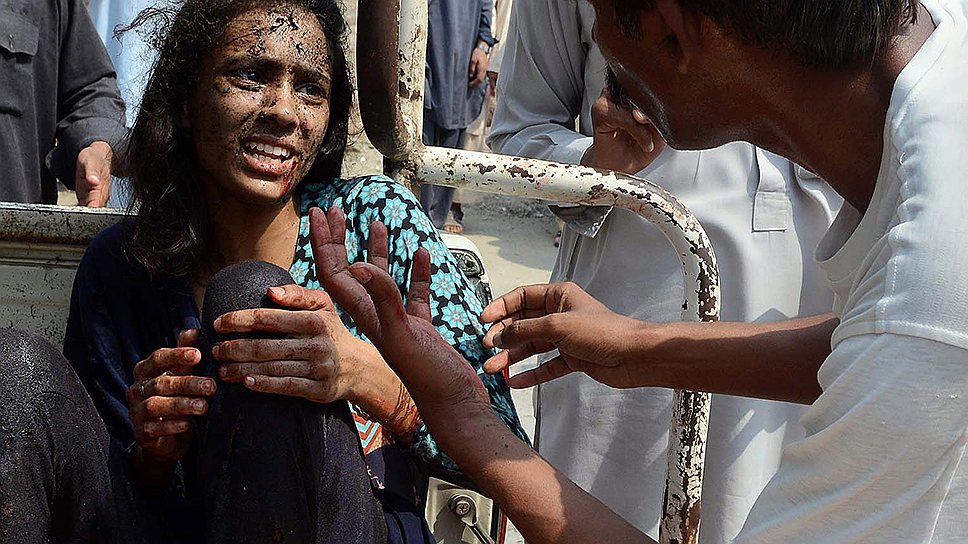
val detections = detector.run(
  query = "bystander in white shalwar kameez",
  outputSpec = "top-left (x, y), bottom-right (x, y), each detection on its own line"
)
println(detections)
top-left (488, 1), bottom-right (842, 542)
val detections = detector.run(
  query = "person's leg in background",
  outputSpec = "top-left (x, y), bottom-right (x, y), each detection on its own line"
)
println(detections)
top-left (419, 109), bottom-right (464, 230)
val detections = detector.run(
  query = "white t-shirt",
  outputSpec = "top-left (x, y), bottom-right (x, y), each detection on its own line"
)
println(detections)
top-left (736, 1), bottom-right (968, 542)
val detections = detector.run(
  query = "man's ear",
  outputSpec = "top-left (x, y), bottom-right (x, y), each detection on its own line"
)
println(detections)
top-left (655, 0), bottom-right (704, 74)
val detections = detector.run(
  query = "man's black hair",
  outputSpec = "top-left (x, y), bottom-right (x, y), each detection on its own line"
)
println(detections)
top-left (611, 0), bottom-right (920, 68)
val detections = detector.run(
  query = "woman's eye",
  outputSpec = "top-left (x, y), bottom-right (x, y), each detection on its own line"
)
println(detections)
top-left (297, 83), bottom-right (327, 99)
top-left (233, 70), bottom-right (263, 86)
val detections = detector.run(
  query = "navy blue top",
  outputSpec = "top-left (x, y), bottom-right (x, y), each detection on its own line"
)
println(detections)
top-left (64, 175), bottom-right (529, 542)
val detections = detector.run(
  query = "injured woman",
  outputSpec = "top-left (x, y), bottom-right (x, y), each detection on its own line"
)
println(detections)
top-left (51, 0), bottom-right (527, 542)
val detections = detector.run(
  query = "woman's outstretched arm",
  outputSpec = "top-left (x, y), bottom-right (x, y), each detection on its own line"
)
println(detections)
top-left (310, 206), bottom-right (653, 544)
top-left (327, 176), bottom-right (530, 477)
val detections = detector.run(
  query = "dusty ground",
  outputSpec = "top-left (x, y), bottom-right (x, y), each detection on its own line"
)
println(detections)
top-left (459, 191), bottom-right (560, 434)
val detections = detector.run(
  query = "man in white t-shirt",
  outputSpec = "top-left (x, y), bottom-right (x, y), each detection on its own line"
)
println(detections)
top-left (487, 1), bottom-right (840, 541)
top-left (313, 0), bottom-right (968, 542)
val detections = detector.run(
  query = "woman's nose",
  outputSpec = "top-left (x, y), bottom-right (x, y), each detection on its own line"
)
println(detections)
top-left (261, 85), bottom-right (300, 129)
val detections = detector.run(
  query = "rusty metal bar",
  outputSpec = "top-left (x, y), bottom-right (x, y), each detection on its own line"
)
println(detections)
top-left (0, 203), bottom-right (126, 344)
top-left (0, 202), bottom-right (124, 247)
top-left (415, 147), bottom-right (719, 321)
top-left (358, 1), bottom-right (720, 541)
top-left (356, 0), bottom-right (426, 193)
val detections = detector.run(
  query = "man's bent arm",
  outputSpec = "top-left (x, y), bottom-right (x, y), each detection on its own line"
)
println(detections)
top-left (640, 314), bottom-right (838, 404)
top-left (487, 0), bottom-right (593, 163)
top-left (485, 284), bottom-right (837, 404)
top-left (49, 0), bottom-right (126, 186)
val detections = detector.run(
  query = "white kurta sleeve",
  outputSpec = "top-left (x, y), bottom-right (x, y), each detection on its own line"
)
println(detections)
top-left (736, 332), bottom-right (968, 543)
top-left (487, 0), bottom-right (593, 165)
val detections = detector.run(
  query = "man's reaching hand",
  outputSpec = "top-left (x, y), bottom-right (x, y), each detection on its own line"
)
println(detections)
top-left (480, 282), bottom-right (655, 389)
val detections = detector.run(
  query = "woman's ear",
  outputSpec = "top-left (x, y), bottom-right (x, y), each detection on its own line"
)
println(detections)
top-left (655, 0), bottom-right (705, 74)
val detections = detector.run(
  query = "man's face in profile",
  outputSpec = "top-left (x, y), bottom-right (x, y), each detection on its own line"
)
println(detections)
top-left (587, 0), bottom-right (743, 151)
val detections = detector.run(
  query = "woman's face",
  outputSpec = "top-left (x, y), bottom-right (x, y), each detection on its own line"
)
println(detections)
top-left (188, 6), bottom-right (332, 206)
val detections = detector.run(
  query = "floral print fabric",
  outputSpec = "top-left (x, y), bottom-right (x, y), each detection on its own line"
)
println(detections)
top-left (291, 175), bottom-right (529, 479)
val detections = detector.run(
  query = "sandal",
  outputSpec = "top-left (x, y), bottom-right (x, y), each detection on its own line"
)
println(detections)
top-left (442, 211), bottom-right (464, 234)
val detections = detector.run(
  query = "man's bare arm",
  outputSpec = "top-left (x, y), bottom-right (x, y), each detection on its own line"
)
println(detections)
top-left (637, 315), bottom-right (837, 404)
top-left (482, 283), bottom-right (837, 405)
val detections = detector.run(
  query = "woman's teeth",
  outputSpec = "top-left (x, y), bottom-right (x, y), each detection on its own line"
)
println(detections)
top-left (244, 142), bottom-right (292, 161)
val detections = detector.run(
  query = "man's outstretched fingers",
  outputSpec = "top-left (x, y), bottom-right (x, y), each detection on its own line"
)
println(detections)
top-left (482, 317), bottom-right (511, 348)
top-left (507, 356), bottom-right (574, 389)
top-left (482, 342), bottom-right (555, 375)
top-left (267, 284), bottom-right (335, 312)
top-left (484, 316), bottom-right (557, 349)
top-left (367, 222), bottom-right (390, 272)
top-left (481, 284), bottom-right (557, 323)
top-left (406, 248), bottom-right (432, 322)
top-left (489, 315), bottom-right (560, 349)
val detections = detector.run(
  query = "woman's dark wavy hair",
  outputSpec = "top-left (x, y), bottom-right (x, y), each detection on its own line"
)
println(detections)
top-left (122, 0), bottom-right (352, 276)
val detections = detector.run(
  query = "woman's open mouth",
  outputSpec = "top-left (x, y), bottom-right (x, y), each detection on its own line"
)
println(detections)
top-left (241, 140), bottom-right (298, 177)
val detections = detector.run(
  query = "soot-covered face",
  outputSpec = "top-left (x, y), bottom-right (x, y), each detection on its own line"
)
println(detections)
top-left (188, 6), bottom-right (332, 206)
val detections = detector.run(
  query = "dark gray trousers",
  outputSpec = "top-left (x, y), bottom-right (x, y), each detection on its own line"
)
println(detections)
top-left (0, 329), bottom-right (386, 544)
top-left (419, 109), bottom-right (466, 229)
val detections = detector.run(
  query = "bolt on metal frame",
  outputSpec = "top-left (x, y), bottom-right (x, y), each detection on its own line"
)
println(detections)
top-left (355, 1), bottom-right (722, 542)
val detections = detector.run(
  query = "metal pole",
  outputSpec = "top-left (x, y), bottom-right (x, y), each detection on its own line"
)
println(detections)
top-left (356, 0), bottom-right (426, 192)
top-left (414, 147), bottom-right (720, 321)
top-left (418, 147), bottom-right (720, 544)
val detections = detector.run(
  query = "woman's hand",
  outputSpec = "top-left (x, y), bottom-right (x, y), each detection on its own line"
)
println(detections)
top-left (127, 329), bottom-right (216, 482)
top-left (214, 235), bottom-right (422, 443)
top-left (213, 288), bottom-right (367, 405)
top-left (309, 206), bottom-right (489, 425)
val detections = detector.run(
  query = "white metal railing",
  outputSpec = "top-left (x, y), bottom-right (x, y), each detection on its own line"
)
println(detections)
top-left (0, 203), bottom-right (123, 343)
